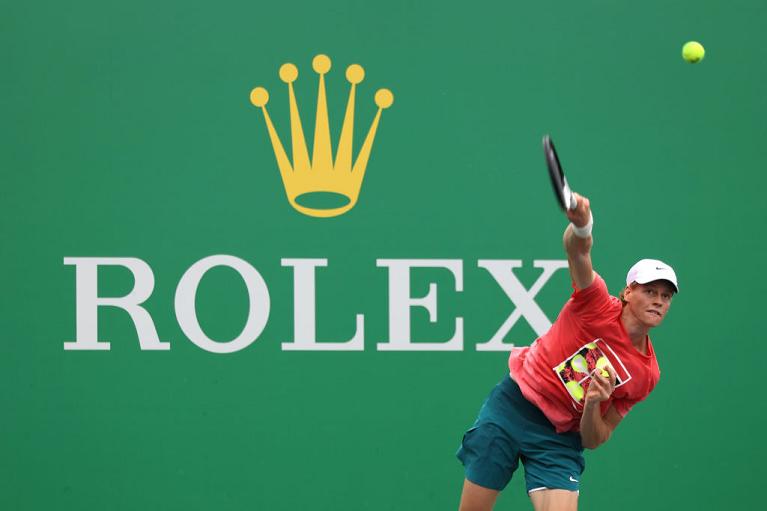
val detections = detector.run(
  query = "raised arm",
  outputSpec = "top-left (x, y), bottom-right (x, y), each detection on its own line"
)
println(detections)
top-left (562, 192), bottom-right (595, 290)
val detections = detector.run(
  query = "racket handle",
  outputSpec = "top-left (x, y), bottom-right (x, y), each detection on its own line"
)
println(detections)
top-left (563, 180), bottom-right (578, 210)
top-left (568, 193), bottom-right (578, 210)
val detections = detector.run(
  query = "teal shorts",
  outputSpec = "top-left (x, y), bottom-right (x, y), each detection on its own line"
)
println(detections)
top-left (456, 375), bottom-right (585, 493)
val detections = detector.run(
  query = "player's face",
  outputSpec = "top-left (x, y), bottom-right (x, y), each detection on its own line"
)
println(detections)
top-left (624, 280), bottom-right (675, 328)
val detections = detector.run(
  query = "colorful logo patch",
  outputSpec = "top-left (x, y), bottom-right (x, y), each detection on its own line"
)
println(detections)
top-left (553, 339), bottom-right (631, 408)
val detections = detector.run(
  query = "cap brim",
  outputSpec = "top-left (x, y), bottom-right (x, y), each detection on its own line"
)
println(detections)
top-left (635, 276), bottom-right (679, 293)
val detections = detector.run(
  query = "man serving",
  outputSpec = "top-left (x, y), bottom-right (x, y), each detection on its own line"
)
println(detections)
top-left (457, 193), bottom-right (679, 511)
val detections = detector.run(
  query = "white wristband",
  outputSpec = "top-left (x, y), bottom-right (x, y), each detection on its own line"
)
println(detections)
top-left (571, 212), bottom-right (593, 238)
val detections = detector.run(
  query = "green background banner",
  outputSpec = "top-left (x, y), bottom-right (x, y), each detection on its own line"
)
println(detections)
top-left (2, 0), bottom-right (764, 509)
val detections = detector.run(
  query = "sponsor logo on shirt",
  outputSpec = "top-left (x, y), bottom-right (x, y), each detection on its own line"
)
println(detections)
top-left (552, 338), bottom-right (632, 409)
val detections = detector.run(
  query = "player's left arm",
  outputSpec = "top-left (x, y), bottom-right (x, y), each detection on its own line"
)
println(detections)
top-left (579, 365), bottom-right (623, 449)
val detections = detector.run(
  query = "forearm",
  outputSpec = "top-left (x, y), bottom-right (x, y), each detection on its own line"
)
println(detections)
top-left (563, 224), bottom-right (593, 259)
top-left (563, 225), bottom-right (594, 290)
top-left (579, 401), bottom-right (612, 449)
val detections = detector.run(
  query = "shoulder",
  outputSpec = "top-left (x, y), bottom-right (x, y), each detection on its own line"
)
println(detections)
top-left (563, 272), bottom-right (621, 322)
top-left (573, 271), bottom-right (605, 293)
top-left (571, 272), bottom-right (618, 304)
top-left (646, 338), bottom-right (662, 379)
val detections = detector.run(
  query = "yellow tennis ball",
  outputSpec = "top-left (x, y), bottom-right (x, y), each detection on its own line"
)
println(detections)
top-left (566, 381), bottom-right (585, 401)
top-left (596, 356), bottom-right (610, 378)
top-left (571, 354), bottom-right (588, 373)
top-left (682, 41), bottom-right (705, 63)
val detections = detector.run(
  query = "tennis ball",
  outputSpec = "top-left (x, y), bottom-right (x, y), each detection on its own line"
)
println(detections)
top-left (571, 355), bottom-right (588, 373)
top-left (596, 356), bottom-right (611, 378)
top-left (682, 41), bottom-right (705, 63)
top-left (566, 381), bottom-right (585, 401)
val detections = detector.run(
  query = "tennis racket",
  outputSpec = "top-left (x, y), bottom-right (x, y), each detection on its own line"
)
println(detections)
top-left (542, 134), bottom-right (578, 211)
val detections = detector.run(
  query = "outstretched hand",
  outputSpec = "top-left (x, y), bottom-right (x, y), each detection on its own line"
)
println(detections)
top-left (566, 192), bottom-right (591, 228)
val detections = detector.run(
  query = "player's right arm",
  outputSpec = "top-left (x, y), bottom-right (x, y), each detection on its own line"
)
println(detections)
top-left (580, 364), bottom-right (622, 449)
top-left (562, 192), bottom-right (595, 290)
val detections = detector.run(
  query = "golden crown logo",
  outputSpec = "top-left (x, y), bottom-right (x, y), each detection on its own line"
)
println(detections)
top-left (250, 54), bottom-right (394, 218)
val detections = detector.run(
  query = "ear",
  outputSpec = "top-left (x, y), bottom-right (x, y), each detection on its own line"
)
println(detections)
top-left (622, 283), bottom-right (637, 302)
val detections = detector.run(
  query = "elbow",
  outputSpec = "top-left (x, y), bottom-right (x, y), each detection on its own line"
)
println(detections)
top-left (581, 432), bottom-right (610, 450)
top-left (581, 438), bottom-right (599, 450)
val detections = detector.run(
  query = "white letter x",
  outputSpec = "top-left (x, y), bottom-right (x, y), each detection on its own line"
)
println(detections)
top-left (475, 260), bottom-right (568, 351)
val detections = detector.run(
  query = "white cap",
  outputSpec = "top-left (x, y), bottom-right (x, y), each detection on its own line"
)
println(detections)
top-left (626, 259), bottom-right (679, 293)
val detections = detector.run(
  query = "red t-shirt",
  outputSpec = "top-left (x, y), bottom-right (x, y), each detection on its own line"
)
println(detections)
top-left (508, 273), bottom-right (660, 433)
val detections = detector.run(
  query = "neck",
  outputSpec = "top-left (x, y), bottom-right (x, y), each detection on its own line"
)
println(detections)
top-left (621, 307), bottom-right (650, 352)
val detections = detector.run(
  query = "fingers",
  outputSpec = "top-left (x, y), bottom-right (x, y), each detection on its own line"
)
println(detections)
top-left (590, 373), bottom-right (609, 395)
top-left (593, 370), bottom-right (613, 391)
top-left (572, 193), bottom-right (589, 212)
top-left (587, 368), bottom-right (615, 402)
top-left (566, 193), bottom-right (591, 226)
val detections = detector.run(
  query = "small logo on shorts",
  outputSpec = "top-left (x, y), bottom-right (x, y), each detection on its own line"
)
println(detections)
top-left (569, 476), bottom-right (579, 483)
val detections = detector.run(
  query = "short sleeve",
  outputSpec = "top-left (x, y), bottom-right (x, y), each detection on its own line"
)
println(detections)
top-left (566, 273), bottom-right (618, 323)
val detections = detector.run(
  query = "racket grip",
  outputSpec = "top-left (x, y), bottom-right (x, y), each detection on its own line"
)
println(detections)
top-left (568, 193), bottom-right (578, 210)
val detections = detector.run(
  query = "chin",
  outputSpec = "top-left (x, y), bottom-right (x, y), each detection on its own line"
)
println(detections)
top-left (644, 314), bottom-right (663, 328)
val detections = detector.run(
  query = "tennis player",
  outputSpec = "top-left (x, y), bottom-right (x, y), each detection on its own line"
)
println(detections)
top-left (456, 192), bottom-right (678, 511)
